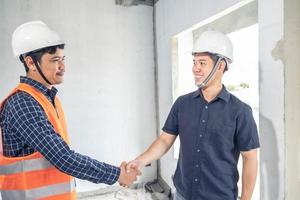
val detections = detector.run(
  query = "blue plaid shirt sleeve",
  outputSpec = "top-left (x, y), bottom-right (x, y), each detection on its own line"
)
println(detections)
top-left (6, 92), bottom-right (120, 185)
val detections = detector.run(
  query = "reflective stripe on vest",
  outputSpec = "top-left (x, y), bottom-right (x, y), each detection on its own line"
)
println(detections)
top-left (0, 83), bottom-right (76, 200)
top-left (0, 157), bottom-right (52, 175)
top-left (1, 179), bottom-right (76, 200)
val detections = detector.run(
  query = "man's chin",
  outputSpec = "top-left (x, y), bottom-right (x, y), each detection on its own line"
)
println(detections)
top-left (54, 79), bottom-right (64, 85)
top-left (194, 81), bottom-right (203, 86)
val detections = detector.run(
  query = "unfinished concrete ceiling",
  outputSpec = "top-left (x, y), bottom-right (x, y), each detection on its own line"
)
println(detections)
top-left (115, 0), bottom-right (156, 7)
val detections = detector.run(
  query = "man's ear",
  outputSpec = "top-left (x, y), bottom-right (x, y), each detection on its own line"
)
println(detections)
top-left (24, 56), bottom-right (36, 71)
top-left (218, 59), bottom-right (226, 71)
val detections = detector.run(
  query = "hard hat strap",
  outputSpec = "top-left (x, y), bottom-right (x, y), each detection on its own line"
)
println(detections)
top-left (32, 58), bottom-right (52, 85)
top-left (197, 57), bottom-right (223, 88)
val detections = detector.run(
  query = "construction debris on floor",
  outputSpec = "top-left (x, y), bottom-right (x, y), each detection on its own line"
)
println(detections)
top-left (78, 182), bottom-right (171, 200)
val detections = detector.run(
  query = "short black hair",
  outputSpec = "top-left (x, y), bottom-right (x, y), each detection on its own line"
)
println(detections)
top-left (207, 53), bottom-right (228, 72)
top-left (20, 44), bottom-right (65, 72)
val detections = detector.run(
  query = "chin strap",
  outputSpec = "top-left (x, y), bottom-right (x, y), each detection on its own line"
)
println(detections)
top-left (196, 57), bottom-right (223, 88)
top-left (22, 54), bottom-right (52, 85)
top-left (32, 58), bottom-right (52, 85)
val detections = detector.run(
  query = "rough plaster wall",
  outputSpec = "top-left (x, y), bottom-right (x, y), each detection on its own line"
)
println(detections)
top-left (284, 0), bottom-right (300, 199)
top-left (259, 0), bottom-right (285, 199)
top-left (154, 0), bottom-right (245, 190)
top-left (0, 0), bottom-right (156, 192)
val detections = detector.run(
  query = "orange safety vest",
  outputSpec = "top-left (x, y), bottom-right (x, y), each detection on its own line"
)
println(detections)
top-left (0, 83), bottom-right (76, 200)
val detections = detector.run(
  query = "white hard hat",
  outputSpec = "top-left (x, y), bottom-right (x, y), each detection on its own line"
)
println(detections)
top-left (192, 30), bottom-right (233, 63)
top-left (12, 21), bottom-right (64, 57)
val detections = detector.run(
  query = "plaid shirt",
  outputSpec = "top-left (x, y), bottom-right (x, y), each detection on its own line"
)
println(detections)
top-left (0, 76), bottom-right (120, 185)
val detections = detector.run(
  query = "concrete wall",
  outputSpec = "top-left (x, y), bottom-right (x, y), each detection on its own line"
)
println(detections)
top-left (0, 0), bottom-right (156, 192)
top-left (1, 0), bottom-right (298, 198)
top-left (258, 0), bottom-right (300, 199)
top-left (284, 0), bottom-right (300, 199)
top-left (259, 0), bottom-right (285, 199)
top-left (154, 0), bottom-right (246, 190)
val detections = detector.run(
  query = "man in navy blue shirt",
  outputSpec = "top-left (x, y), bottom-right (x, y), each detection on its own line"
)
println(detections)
top-left (126, 31), bottom-right (260, 200)
top-left (0, 21), bottom-right (138, 190)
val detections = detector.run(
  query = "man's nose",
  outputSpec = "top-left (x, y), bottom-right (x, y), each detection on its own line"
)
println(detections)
top-left (193, 64), bottom-right (201, 71)
top-left (59, 61), bottom-right (65, 70)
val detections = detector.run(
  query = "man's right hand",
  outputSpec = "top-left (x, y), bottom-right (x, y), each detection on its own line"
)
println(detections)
top-left (118, 161), bottom-right (139, 187)
top-left (125, 159), bottom-right (145, 173)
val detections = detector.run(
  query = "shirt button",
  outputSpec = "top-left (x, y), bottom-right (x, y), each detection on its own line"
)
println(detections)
top-left (202, 119), bottom-right (206, 123)
top-left (199, 134), bottom-right (203, 137)
top-left (205, 106), bottom-right (208, 109)
top-left (197, 149), bottom-right (200, 152)
top-left (196, 164), bottom-right (199, 168)
top-left (194, 178), bottom-right (198, 182)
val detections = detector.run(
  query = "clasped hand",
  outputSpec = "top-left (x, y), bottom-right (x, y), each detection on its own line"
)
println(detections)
top-left (118, 161), bottom-right (142, 187)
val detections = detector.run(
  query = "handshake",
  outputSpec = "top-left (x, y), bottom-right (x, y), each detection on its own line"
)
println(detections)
top-left (117, 159), bottom-right (145, 187)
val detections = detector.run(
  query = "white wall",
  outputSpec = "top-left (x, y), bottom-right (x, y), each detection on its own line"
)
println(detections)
top-left (154, 0), bottom-right (246, 190)
top-left (259, 0), bottom-right (285, 199)
top-left (0, 0), bottom-right (156, 192)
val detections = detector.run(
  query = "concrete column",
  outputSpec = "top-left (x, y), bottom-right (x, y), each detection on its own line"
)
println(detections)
top-left (284, 0), bottom-right (300, 199)
top-left (259, 0), bottom-right (285, 199)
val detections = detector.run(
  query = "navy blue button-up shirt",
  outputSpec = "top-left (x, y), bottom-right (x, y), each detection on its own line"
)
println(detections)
top-left (162, 86), bottom-right (260, 200)
top-left (0, 76), bottom-right (120, 185)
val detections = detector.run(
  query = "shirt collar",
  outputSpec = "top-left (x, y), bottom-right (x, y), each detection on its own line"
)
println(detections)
top-left (192, 85), bottom-right (230, 103)
top-left (20, 76), bottom-right (58, 101)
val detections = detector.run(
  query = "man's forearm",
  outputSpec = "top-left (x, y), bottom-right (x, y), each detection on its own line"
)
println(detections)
top-left (136, 132), bottom-right (176, 166)
top-left (241, 152), bottom-right (258, 200)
